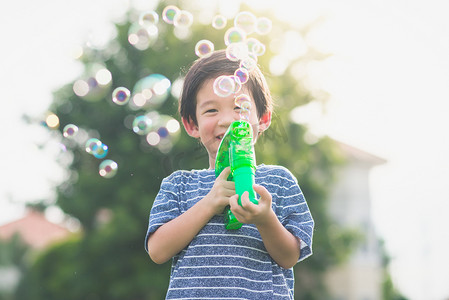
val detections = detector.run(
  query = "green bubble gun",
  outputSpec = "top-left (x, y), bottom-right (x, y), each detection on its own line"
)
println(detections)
top-left (215, 120), bottom-right (258, 230)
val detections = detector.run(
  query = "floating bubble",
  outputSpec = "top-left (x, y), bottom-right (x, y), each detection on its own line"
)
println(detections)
top-left (162, 5), bottom-right (180, 24)
top-left (235, 94), bottom-right (252, 108)
top-left (92, 142), bottom-right (108, 159)
top-left (212, 15), bottom-right (227, 29)
top-left (133, 115), bottom-right (153, 135)
top-left (99, 159), bottom-right (118, 178)
top-left (128, 22), bottom-right (158, 51)
top-left (63, 124), bottom-right (79, 138)
top-left (174, 10), bottom-right (193, 28)
top-left (234, 11), bottom-right (257, 35)
top-left (213, 75), bottom-right (235, 97)
top-left (131, 74), bottom-right (171, 110)
top-left (240, 56), bottom-right (257, 72)
top-left (234, 67), bottom-right (249, 84)
top-left (255, 17), bottom-right (272, 35)
top-left (239, 108), bottom-right (251, 121)
top-left (85, 138), bottom-right (102, 154)
top-left (225, 42), bottom-right (248, 61)
top-left (112, 87), bottom-right (131, 105)
top-left (224, 27), bottom-right (246, 46)
top-left (195, 40), bottom-right (214, 57)
top-left (73, 64), bottom-right (112, 101)
top-left (139, 11), bottom-right (159, 27)
top-left (246, 37), bottom-right (265, 56)
top-left (230, 75), bottom-right (242, 94)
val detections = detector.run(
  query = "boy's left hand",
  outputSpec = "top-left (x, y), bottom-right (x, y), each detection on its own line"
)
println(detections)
top-left (229, 184), bottom-right (274, 226)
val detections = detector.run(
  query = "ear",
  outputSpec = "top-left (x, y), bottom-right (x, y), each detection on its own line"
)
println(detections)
top-left (258, 111), bottom-right (271, 133)
top-left (182, 117), bottom-right (200, 138)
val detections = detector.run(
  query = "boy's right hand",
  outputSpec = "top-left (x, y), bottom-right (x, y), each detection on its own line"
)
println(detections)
top-left (205, 167), bottom-right (235, 215)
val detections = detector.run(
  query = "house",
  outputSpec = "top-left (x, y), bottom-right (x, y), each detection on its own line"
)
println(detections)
top-left (0, 209), bottom-right (70, 294)
top-left (0, 209), bottom-right (70, 249)
top-left (324, 141), bottom-right (387, 300)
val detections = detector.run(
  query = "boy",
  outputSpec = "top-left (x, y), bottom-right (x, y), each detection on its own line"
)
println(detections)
top-left (145, 50), bottom-right (314, 299)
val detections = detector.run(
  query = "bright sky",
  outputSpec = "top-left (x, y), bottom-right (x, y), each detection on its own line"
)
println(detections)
top-left (1, 0), bottom-right (449, 299)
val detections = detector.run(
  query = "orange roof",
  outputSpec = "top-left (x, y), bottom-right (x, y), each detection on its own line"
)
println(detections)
top-left (0, 210), bottom-right (70, 249)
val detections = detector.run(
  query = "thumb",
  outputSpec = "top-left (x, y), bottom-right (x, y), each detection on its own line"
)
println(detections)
top-left (218, 166), bottom-right (231, 180)
top-left (253, 184), bottom-right (271, 202)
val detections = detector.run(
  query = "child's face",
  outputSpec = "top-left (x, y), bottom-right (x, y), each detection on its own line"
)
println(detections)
top-left (182, 77), bottom-right (271, 168)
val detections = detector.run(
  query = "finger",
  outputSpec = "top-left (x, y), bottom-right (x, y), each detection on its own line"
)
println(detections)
top-left (253, 184), bottom-right (271, 202)
top-left (229, 194), bottom-right (240, 211)
top-left (239, 191), bottom-right (251, 208)
top-left (217, 166), bottom-right (231, 180)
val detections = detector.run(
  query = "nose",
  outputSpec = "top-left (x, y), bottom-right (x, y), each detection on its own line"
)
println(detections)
top-left (218, 110), bottom-right (239, 128)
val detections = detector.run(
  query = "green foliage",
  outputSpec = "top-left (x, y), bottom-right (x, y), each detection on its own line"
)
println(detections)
top-left (17, 1), bottom-right (362, 299)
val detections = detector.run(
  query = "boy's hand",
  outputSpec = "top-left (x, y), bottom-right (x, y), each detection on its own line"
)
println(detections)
top-left (229, 184), bottom-right (274, 226)
top-left (205, 167), bottom-right (235, 215)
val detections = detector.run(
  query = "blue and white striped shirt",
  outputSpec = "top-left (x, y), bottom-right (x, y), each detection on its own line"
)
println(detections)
top-left (145, 164), bottom-right (314, 299)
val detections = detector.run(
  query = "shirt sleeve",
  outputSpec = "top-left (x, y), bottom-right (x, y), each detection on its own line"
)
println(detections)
top-left (144, 172), bottom-right (182, 253)
top-left (276, 168), bottom-right (314, 262)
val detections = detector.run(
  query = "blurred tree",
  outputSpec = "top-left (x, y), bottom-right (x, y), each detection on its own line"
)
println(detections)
top-left (16, 1), bottom-right (362, 299)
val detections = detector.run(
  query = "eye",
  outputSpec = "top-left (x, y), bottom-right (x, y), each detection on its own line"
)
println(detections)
top-left (204, 108), bottom-right (217, 114)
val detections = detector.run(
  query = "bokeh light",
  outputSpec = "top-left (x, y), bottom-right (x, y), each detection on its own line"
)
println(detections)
top-left (72, 64), bottom-right (112, 101)
top-left (173, 10), bottom-right (193, 28)
top-left (139, 10), bottom-right (159, 27)
top-left (131, 74), bottom-right (171, 110)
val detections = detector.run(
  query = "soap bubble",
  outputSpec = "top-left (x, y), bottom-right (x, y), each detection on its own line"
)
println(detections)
top-left (99, 159), bottom-right (118, 178)
top-left (234, 11), bottom-right (257, 35)
top-left (85, 138), bottom-right (108, 159)
top-left (225, 42), bottom-right (248, 61)
top-left (239, 108), bottom-right (251, 121)
top-left (63, 124), bottom-right (79, 138)
top-left (224, 27), bottom-right (246, 46)
top-left (139, 11), bottom-right (159, 27)
top-left (162, 5), bottom-right (180, 24)
top-left (133, 115), bottom-right (153, 135)
top-left (212, 15), bottom-right (227, 29)
top-left (234, 67), bottom-right (249, 84)
top-left (255, 17), bottom-right (272, 35)
top-left (235, 94), bottom-right (252, 108)
top-left (85, 138), bottom-right (102, 154)
top-left (92, 143), bottom-right (108, 159)
top-left (174, 10), bottom-right (193, 28)
top-left (230, 75), bottom-right (242, 94)
top-left (213, 75), bottom-right (235, 97)
top-left (112, 87), bottom-right (131, 105)
top-left (195, 40), bottom-right (214, 57)
top-left (131, 74), bottom-right (171, 110)
top-left (128, 22), bottom-right (158, 51)
top-left (246, 37), bottom-right (265, 56)
top-left (240, 56), bottom-right (257, 72)
top-left (73, 64), bottom-right (112, 101)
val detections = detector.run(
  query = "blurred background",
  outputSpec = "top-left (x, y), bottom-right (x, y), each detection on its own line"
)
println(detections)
top-left (1, 0), bottom-right (448, 299)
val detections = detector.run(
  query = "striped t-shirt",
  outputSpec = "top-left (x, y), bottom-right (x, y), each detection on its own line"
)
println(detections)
top-left (145, 164), bottom-right (314, 299)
